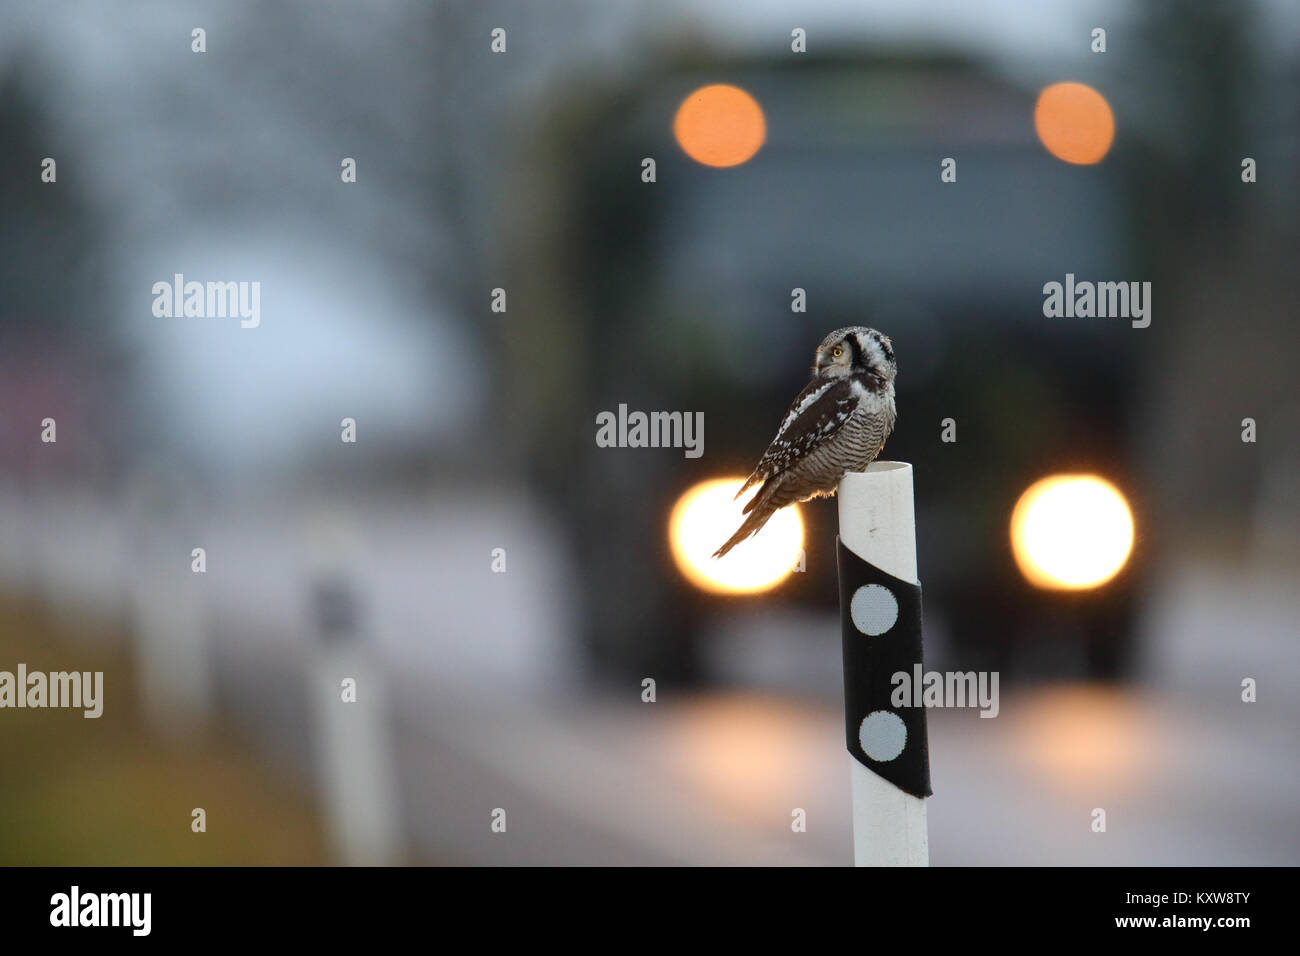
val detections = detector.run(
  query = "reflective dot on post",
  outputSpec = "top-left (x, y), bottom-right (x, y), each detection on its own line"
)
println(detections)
top-left (850, 584), bottom-right (898, 636)
top-left (859, 710), bottom-right (907, 762)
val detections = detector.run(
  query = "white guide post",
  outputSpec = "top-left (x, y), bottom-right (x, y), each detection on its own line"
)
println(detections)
top-left (309, 642), bottom-right (403, 865)
top-left (838, 462), bottom-right (929, 866)
top-left (302, 513), bottom-right (402, 866)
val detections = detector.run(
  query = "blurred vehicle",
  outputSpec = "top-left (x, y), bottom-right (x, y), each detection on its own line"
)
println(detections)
top-left (507, 47), bottom-right (1149, 684)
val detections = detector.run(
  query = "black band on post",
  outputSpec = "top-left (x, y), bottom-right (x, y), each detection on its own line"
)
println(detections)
top-left (837, 536), bottom-right (933, 799)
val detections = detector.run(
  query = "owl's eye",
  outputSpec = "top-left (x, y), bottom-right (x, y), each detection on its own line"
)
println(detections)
top-left (832, 347), bottom-right (843, 358)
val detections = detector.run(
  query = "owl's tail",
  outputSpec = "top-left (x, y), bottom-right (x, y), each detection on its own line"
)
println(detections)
top-left (712, 502), bottom-right (777, 559)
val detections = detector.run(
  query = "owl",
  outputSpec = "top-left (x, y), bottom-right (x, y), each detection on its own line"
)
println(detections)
top-left (714, 326), bottom-right (897, 559)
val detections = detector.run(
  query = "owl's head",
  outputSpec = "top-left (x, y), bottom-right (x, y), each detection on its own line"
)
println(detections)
top-left (813, 326), bottom-right (896, 384)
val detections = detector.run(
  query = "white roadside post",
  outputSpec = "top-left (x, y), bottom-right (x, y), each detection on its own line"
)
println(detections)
top-left (303, 515), bottom-right (403, 866)
top-left (838, 461), bottom-right (930, 866)
top-left (124, 461), bottom-right (213, 735)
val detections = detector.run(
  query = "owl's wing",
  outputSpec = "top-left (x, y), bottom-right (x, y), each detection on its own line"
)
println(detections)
top-left (736, 378), bottom-right (857, 512)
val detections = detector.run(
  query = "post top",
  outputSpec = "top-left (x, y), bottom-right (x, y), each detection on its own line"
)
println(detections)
top-left (838, 461), bottom-right (917, 583)
top-left (840, 461), bottom-right (913, 491)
